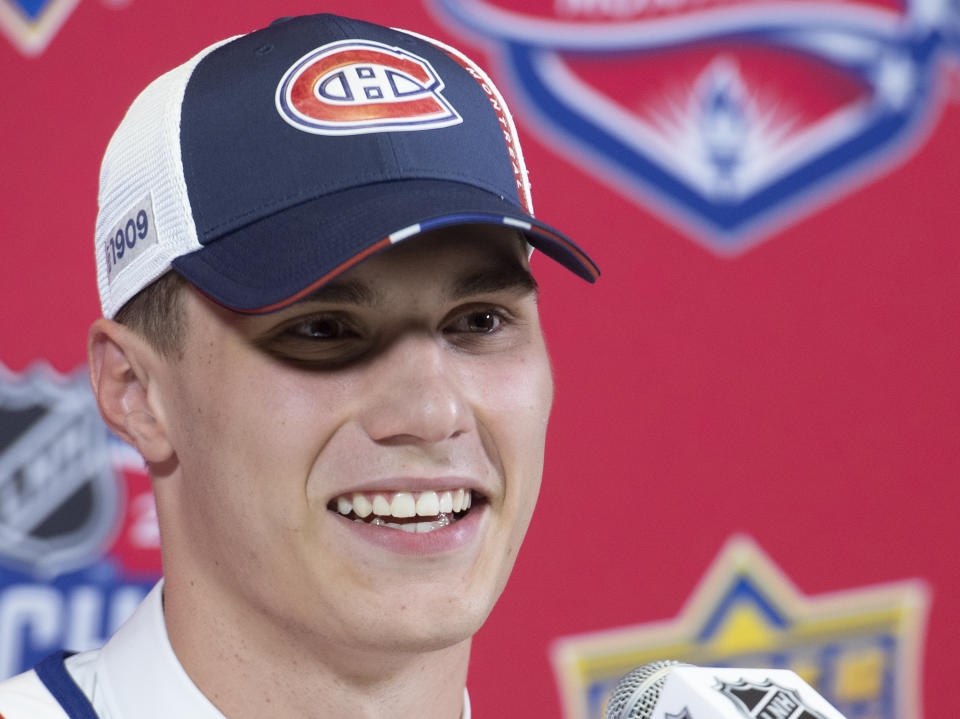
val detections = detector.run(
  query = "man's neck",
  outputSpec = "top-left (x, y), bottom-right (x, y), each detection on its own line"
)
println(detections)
top-left (162, 574), bottom-right (472, 719)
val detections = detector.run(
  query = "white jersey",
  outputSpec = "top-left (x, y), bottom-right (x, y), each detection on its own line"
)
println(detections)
top-left (0, 669), bottom-right (70, 719)
top-left (0, 581), bottom-right (471, 718)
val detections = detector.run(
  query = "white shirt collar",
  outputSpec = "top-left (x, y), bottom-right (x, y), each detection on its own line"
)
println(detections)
top-left (94, 580), bottom-right (224, 717)
top-left (88, 580), bottom-right (470, 718)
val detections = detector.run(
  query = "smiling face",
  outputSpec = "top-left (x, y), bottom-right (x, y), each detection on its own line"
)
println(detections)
top-left (150, 225), bottom-right (554, 659)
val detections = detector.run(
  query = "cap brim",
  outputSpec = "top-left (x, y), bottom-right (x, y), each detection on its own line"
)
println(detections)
top-left (172, 179), bottom-right (599, 313)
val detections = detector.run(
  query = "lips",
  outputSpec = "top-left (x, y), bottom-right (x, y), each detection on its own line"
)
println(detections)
top-left (327, 489), bottom-right (475, 534)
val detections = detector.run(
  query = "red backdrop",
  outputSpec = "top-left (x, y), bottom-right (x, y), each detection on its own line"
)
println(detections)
top-left (1, 1), bottom-right (956, 717)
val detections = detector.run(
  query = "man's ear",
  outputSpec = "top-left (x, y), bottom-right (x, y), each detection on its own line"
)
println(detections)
top-left (87, 318), bottom-right (174, 464)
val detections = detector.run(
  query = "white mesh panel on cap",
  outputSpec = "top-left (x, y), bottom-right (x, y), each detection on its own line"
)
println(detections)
top-left (94, 36), bottom-right (237, 319)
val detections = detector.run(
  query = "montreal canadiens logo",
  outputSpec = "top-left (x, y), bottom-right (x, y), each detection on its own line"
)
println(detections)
top-left (275, 39), bottom-right (463, 135)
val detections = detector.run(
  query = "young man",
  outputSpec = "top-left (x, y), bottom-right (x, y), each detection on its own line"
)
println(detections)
top-left (0, 13), bottom-right (597, 718)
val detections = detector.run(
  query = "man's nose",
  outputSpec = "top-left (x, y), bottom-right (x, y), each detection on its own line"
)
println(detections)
top-left (359, 333), bottom-right (473, 445)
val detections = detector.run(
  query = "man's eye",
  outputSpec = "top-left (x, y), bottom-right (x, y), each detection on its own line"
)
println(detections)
top-left (446, 310), bottom-right (504, 334)
top-left (255, 315), bottom-right (367, 370)
top-left (286, 317), bottom-right (354, 340)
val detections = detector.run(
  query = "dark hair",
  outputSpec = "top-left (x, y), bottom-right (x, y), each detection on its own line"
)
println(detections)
top-left (114, 271), bottom-right (189, 359)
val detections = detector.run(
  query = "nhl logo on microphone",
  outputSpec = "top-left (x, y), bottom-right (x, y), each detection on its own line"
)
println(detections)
top-left (718, 677), bottom-right (827, 719)
top-left (276, 39), bottom-right (463, 135)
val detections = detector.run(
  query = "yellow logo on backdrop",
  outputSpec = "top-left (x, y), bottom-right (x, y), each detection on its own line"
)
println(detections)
top-left (0, 0), bottom-right (80, 56)
top-left (551, 536), bottom-right (928, 719)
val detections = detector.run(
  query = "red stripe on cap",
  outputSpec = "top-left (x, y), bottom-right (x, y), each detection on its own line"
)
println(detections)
top-left (460, 63), bottom-right (529, 213)
top-left (419, 43), bottom-right (532, 214)
top-left (530, 224), bottom-right (601, 280)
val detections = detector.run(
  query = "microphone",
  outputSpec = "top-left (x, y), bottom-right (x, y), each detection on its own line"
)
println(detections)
top-left (604, 661), bottom-right (848, 719)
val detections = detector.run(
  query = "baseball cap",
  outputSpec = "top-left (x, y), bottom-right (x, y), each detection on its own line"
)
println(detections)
top-left (95, 13), bottom-right (599, 319)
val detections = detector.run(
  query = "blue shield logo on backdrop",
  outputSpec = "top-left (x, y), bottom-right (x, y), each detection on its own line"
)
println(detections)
top-left (433, 0), bottom-right (960, 254)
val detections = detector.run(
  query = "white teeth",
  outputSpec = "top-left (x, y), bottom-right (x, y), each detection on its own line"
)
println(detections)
top-left (352, 493), bottom-right (372, 518)
top-left (334, 489), bottom-right (475, 525)
top-left (372, 495), bottom-right (391, 516)
top-left (390, 492), bottom-right (416, 518)
top-left (453, 489), bottom-right (465, 513)
top-left (439, 491), bottom-right (453, 513)
top-left (416, 491), bottom-right (440, 516)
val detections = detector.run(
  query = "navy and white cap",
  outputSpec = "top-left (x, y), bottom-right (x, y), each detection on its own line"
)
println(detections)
top-left (95, 13), bottom-right (599, 318)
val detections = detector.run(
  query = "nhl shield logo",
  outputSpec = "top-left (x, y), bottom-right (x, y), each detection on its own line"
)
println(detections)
top-left (434, 0), bottom-right (960, 253)
top-left (718, 677), bottom-right (827, 719)
top-left (0, 363), bottom-right (119, 578)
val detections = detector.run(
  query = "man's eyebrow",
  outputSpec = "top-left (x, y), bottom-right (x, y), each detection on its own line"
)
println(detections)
top-left (296, 280), bottom-right (380, 306)
top-left (291, 263), bottom-right (538, 307)
top-left (449, 264), bottom-right (539, 300)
